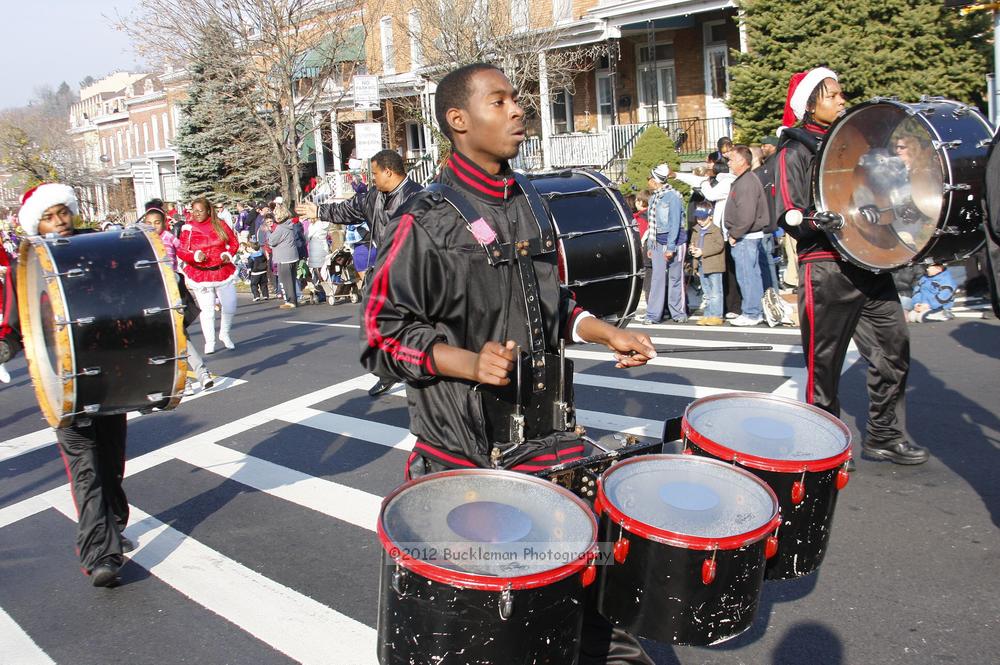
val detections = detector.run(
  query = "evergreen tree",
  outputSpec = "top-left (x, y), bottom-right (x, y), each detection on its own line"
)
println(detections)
top-left (623, 125), bottom-right (687, 197)
top-left (175, 52), bottom-right (274, 203)
top-left (730, 0), bottom-right (991, 141)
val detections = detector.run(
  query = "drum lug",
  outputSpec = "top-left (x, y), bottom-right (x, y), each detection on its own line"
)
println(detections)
top-left (148, 354), bottom-right (188, 366)
top-left (766, 534), bottom-right (779, 560)
top-left (836, 466), bottom-right (850, 490)
top-left (932, 139), bottom-right (963, 151)
top-left (933, 226), bottom-right (963, 237)
top-left (55, 316), bottom-right (95, 327)
top-left (145, 391), bottom-right (184, 402)
top-left (498, 586), bottom-right (514, 621)
top-left (65, 404), bottom-right (100, 420)
top-left (791, 479), bottom-right (806, 505)
top-left (613, 536), bottom-right (630, 564)
top-left (62, 367), bottom-right (101, 381)
top-left (977, 139), bottom-right (993, 149)
top-left (942, 183), bottom-right (971, 193)
top-left (44, 268), bottom-right (87, 279)
top-left (390, 565), bottom-right (409, 597)
top-left (701, 552), bottom-right (717, 585)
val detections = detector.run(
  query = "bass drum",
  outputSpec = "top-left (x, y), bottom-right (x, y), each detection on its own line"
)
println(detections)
top-left (17, 227), bottom-right (187, 428)
top-left (527, 170), bottom-right (642, 325)
top-left (815, 98), bottom-right (992, 271)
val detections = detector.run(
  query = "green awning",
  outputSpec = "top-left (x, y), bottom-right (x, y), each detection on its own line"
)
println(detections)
top-left (295, 26), bottom-right (365, 79)
top-left (300, 129), bottom-right (316, 161)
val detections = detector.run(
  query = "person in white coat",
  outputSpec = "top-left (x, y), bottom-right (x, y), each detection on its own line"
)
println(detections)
top-left (304, 217), bottom-right (335, 303)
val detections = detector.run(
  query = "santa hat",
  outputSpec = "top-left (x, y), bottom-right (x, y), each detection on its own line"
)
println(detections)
top-left (781, 67), bottom-right (838, 131)
top-left (18, 184), bottom-right (79, 236)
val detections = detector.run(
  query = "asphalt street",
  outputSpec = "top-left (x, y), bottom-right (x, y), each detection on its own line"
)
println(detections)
top-left (0, 292), bottom-right (997, 665)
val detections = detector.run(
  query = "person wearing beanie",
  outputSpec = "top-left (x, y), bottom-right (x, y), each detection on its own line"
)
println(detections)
top-left (176, 196), bottom-right (240, 354)
top-left (1, 183), bottom-right (135, 587)
top-left (774, 68), bottom-right (926, 467)
top-left (641, 163), bottom-right (688, 324)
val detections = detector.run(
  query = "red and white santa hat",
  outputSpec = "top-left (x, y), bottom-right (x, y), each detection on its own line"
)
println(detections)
top-left (780, 67), bottom-right (838, 132)
top-left (18, 183), bottom-right (79, 236)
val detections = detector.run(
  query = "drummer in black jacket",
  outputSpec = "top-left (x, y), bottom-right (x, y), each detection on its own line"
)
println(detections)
top-left (297, 149), bottom-right (422, 397)
top-left (774, 68), bottom-right (926, 466)
top-left (360, 62), bottom-right (657, 665)
top-left (0, 184), bottom-right (133, 587)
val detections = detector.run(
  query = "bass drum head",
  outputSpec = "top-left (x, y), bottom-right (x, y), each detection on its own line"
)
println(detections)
top-left (379, 469), bottom-right (596, 586)
top-left (526, 170), bottom-right (642, 326)
top-left (17, 238), bottom-right (75, 427)
top-left (600, 455), bottom-right (778, 545)
top-left (683, 392), bottom-right (852, 472)
top-left (816, 99), bottom-right (991, 271)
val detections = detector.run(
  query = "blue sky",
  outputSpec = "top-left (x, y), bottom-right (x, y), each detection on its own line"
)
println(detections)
top-left (0, 0), bottom-right (142, 110)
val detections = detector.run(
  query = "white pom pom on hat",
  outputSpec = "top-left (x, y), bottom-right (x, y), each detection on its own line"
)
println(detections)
top-left (18, 183), bottom-right (79, 235)
top-left (650, 163), bottom-right (672, 183)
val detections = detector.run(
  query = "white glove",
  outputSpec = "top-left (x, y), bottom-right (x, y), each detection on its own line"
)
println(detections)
top-left (220, 251), bottom-right (233, 264)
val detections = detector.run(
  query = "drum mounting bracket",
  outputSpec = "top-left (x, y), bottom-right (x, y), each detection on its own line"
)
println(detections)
top-left (62, 367), bottom-right (101, 381)
top-left (55, 316), bottom-right (95, 327)
top-left (498, 586), bottom-right (514, 621)
top-left (44, 268), bottom-right (87, 279)
top-left (932, 139), bottom-right (963, 151)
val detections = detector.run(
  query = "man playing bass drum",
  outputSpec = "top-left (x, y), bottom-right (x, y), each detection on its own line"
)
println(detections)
top-left (774, 67), bottom-right (927, 466)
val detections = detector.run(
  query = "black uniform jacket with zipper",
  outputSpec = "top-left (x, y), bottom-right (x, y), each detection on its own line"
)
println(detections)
top-left (359, 151), bottom-right (585, 468)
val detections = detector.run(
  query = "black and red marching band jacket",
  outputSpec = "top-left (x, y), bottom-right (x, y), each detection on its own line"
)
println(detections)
top-left (359, 151), bottom-right (587, 470)
top-left (774, 123), bottom-right (842, 265)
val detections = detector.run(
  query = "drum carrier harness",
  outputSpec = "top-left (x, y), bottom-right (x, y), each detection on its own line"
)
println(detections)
top-left (425, 173), bottom-right (577, 467)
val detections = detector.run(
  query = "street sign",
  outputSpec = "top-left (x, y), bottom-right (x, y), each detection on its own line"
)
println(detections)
top-left (354, 122), bottom-right (383, 160)
top-left (353, 75), bottom-right (380, 112)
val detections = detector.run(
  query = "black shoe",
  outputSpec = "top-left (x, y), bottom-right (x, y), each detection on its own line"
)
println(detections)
top-left (368, 379), bottom-right (396, 397)
top-left (861, 440), bottom-right (929, 465)
top-left (91, 561), bottom-right (121, 588)
top-left (845, 458), bottom-right (856, 473)
top-left (121, 537), bottom-right (135, 553)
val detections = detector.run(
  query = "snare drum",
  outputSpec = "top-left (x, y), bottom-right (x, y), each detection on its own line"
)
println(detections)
top-left (595, 455), bottom-right (780, 646)
top-left (17, 228), bottom-right (187, 428)
top-left (682, 392), bottom-right (852, 580)
top-left (815, 98), bottom-right (992, 271)
top-left (377, 469), bottom-right (598, 665)
top-left (527, 170), bottom-right (642, 325)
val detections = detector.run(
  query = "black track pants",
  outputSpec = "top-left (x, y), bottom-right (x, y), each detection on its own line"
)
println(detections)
top-left (798, 260), bottom-right (909, 445)
top-left (55, 414), bottom-right (128, 572)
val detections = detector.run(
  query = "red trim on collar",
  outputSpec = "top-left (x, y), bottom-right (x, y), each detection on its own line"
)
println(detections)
top-left (804, 123), bottom-right (828, 135)
top-left (447, 157), bottom-right (506, 199)
top-left (450, 152), bottom-right (505, 190)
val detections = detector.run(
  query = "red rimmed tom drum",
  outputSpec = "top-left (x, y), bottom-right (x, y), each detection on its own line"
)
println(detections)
top-left (595, 454), bottom-right (780, 646)
top-left (682, 392), bottom-right (852, 580)
top-left (377, 468), bottom-right (598, 665)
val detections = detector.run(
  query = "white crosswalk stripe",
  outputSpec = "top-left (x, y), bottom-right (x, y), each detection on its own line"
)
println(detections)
top-left (0, 323), bottom-right (863, 665)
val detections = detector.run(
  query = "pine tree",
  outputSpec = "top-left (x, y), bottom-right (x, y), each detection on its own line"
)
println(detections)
top-left (175, 54), bottom-right (274, 204)
top-left (730, 0), bottom-right (991, 141)
top-left (624, 125), bottom-right (681, 196)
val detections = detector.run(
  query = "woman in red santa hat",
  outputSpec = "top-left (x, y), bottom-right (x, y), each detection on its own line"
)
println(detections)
top-left (1, 183), bottom-right (135, 587)
top-left (774, 68), bottom-right (926, 467)
top-left (175, 196), bottom-right (240, 354)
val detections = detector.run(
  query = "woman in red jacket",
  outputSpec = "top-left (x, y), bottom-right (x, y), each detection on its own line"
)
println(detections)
top-left (176, 197), bottom-right (240, 354)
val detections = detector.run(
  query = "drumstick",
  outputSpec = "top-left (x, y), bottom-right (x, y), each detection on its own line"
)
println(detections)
top-left (616, 345), bottom-right (774, 356)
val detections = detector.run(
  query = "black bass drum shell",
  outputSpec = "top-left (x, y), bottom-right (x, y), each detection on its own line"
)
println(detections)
top-left (526, 170), bottom-right (642, 326)
top-left (17, 228), bottom-right (186, 427)
top-left (814, 98), bottom-right (992, 271)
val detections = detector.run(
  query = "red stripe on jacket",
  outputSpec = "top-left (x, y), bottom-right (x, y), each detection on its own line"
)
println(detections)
top-left (450, 153), bottom-right (506, 190)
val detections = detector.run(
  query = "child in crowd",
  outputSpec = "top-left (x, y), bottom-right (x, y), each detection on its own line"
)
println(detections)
top-left (688, 202), bottom-right (726, 326)
top-left (908, 262), bottom-right (957, 322)
top-left (246, 240), bottom-right (271, 301)
top-left (634, 190), bottom-right (653, 306)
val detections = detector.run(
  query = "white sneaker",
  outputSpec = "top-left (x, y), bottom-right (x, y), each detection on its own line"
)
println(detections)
top-left (730, 314), bottom-right (763, 327)
top-left (198, 368), bottom-right (215, 390)
top-left (762, 288), bottom-right (784, 328)
top-left (219, 333), bottom-right (235, 350)
top-left (204, 341), bottom-right (216, 355)
top-left (725, 312), bottom-right (740, 320)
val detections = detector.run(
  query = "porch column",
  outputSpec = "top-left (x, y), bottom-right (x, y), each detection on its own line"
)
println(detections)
top-left (539, 50), bottom-right (553, 170)
top-left (329, 110), bottom-right (346, 198)
top-left (313, 113), bottom-right (326, 177)
top-left (737, 9), bottom-right (749, 54)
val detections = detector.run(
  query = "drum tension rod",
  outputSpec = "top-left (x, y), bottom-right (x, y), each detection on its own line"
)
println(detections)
top-left (65, 404), bottom-right (100, 419)
top-left (62, 367), bottom-right (101, 381)
top-left (934, 227), bottom-right (963, 237)
top-left (932, 139), bottom-right (963, 151)
top-left (148, 354), bottom-right (188, 365)
top-left (134, 258), bottom-right (171, 269)
top-left (55, 316), bottom-right (95, 327)
top-left (143, 303), bottom-right (186, 316)
top-left (942, 183), bottom-right (971, 192)
top-left (146, 391), bottom-right (184, 402)
top-left (44, 268), bottom-right (87, 279)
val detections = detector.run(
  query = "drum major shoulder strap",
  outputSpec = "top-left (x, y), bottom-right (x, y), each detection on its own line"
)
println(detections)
top-left (424, 183), bottom-right (507, 266)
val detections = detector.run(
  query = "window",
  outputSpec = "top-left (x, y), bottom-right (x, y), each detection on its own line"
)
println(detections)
top-left (143, 123), bottom-right (150, 153)
top-left (704, 20), bottom-right (730, 101)
top-left (162, 112), bottom-right (170, 141)
top-left (511, 0), bottom-right (529, 32)
top-left (635, 41), bottom-right (678, 123)
top-left (405, 121), bottom-right (427, 158)
top-left (596, 72), bottom-right (614, 131)
top-left (552, 0), bottom-right (572, 25)
top-left (551, 89), bottom-right (574, 134)
top-left (408, 10), bottom-right (421, 70)
top-left (380, 17), bottom-right (395, 75)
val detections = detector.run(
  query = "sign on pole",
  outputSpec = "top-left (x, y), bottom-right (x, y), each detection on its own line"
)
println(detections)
top-left (353, 75), bottom-right (380, 112)
top-left (355, 122), bottom-right (383, 160)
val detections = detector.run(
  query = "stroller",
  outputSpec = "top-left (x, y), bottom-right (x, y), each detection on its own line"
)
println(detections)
top-left (325, 246), bottom-right (362, 304)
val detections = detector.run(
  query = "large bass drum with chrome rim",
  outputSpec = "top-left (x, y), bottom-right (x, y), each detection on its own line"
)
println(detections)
top-left (527, 170), bottom-right (642, 325)
top-left (814, 97), bottom-right (992, 271)
top-left (17, 227), bottom-right (187, 428)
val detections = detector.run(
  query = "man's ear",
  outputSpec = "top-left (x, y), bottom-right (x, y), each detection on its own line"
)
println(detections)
top-left (445, 107), bottom-right (467, 138)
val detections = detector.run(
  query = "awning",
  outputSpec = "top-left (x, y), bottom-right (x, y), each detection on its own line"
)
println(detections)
top-left (295, 26), bottom-right (365, 79)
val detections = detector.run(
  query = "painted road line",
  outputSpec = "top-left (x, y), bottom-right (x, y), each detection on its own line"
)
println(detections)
top-left (0, 606), bottom-right (55, 665)
top-left (277, 407), bottom-right (416, 451)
